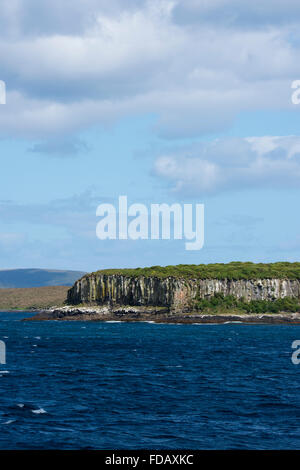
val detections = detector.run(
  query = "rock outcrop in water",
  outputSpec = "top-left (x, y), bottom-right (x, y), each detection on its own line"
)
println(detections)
top-left (67, 273), bottom-right (300, 312)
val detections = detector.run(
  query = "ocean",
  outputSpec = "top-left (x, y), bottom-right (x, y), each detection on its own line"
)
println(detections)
top-left (0, 312), bottom-right (299, 449)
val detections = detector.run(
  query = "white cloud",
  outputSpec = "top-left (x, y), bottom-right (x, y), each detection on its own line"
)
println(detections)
top-left (153, 136), bottom-right (300, 195)
top-left (0, 0), bottom-right (299, 139)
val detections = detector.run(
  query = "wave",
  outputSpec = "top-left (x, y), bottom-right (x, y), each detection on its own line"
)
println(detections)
top-left (31, 408), bottom-right (47, 414)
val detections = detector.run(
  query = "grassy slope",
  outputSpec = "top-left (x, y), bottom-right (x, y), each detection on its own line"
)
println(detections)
top-left (92, 262), bottom-right (300, 280)
top-left (0, 286), bottom-right (69, 311)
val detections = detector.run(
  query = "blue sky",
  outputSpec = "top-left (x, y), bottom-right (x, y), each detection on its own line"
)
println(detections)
top-left (1, 0), bottom-right (300, 271)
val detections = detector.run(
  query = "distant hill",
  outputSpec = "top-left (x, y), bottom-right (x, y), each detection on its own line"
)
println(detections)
top-left (0, 269), bottom-right (85, 288)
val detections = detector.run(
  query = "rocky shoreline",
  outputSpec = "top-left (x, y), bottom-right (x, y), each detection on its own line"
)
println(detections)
top-left (24, 305), bottom-right (300, 324)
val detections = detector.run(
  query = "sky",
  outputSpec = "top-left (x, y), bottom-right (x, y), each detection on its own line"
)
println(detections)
top-left (1, 0), bottom-right (300, 271)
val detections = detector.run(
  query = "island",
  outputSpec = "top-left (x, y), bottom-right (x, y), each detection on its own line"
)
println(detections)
top-left (26, 262), bottom-right (300, 324)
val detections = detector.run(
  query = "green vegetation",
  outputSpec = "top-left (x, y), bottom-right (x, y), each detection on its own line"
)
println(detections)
top-left (0, 286), bottom-right (69, 311)
top-left (92, 262), bottom-right (300, 280)
top-left (193, 293), bottom-right (300, 314)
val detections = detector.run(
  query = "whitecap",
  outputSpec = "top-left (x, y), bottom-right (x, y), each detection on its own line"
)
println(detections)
top-left (4, 419), bottom-right (16, 425)
top-left (224, 321), bottom-right (243, 324)
top-left (32, 408), bottom-right (47, 414)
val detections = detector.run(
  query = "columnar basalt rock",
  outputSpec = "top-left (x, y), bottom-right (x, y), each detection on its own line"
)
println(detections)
top-left (67, 275), bottom-right (300, 312)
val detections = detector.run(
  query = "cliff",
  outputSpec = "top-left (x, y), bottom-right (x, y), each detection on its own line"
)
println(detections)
top-left (67, 263), bottom-right (300, 313)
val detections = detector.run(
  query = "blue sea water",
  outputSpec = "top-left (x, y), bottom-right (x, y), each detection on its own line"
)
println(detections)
top-left (0, 312), bottom-right (300, 449)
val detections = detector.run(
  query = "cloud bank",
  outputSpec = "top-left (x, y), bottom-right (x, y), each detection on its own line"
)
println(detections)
top-left (0, 0), bottom-right (299, 139)
top-left (153, 136), bottom-right (300, 195)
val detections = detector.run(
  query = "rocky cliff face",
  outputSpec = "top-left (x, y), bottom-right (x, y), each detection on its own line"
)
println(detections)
top-left (67, 274), bottom-right (300, 312)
